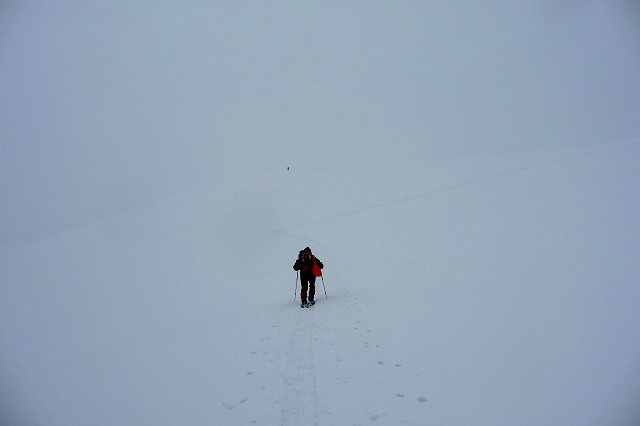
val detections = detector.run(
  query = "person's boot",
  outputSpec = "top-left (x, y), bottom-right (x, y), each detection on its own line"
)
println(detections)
top-left (308, 286), bottom-right (315, 305)
top-left (300, 291), bottom-right (308, 308)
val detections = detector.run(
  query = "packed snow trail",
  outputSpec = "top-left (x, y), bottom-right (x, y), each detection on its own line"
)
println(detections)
top-left (278, 305), bottom-right (320, 425)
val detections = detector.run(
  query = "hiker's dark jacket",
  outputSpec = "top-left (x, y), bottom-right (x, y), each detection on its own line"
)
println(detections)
top-left (293, 257), bottom-right (323, 278)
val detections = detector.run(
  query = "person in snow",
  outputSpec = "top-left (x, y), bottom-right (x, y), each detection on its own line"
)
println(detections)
top-left (293, 247), bottom-right (323, 307)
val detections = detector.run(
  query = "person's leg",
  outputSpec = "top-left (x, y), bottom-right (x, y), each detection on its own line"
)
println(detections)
top-left (308, 276), bottom-right (316, 303)
top-left (300, 278), bottom-right (309, 305)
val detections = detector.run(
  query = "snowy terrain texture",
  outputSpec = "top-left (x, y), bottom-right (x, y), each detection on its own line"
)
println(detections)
top-left (2, 2), bottom-right (640, 425)
top-left (3, 145), bottom-right (640, 425)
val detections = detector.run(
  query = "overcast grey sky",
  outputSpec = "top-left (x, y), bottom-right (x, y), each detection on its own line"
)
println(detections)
top-left (2, 1), bottom-right (640, 244)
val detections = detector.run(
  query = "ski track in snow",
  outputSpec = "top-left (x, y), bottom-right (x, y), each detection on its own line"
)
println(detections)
top-left (232, 282), bottom-right (431, 425)
top-left (277, 291), bottom-right (429, 424)
top-left (278, 305), bottom-right (320, 425)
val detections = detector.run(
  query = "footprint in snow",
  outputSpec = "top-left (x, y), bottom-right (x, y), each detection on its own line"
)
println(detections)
top-left (418, 396), bottom-right (428, 402)
top-left (240, 397), bottom-right (249, 404)
top-left (396, 393), bottom-right (405, 398)
top-left (369, 414), bottom-right (380, 421)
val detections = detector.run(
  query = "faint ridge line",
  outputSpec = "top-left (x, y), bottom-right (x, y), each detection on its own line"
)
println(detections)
top-left (272, 228), bottom-right (327, 250)
top-left (272, 140), bottom-right (640, 233)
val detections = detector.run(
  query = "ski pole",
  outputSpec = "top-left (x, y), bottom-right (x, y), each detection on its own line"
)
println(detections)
top-left (321, 276), bottom-right (327, 299)
top-left (294, 271), bottom-right (298, 302)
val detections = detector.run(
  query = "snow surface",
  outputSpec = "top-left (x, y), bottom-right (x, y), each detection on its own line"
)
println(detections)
top-left (3, 2), bottom-right (640, 425)
top-left (2, 144), bottom-right (640, 425)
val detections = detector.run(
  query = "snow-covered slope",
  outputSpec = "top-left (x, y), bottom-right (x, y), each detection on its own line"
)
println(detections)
top-left (3, 2), bottom-right (640, 424)
top-left (2, 144), bottom-right (639, 425)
